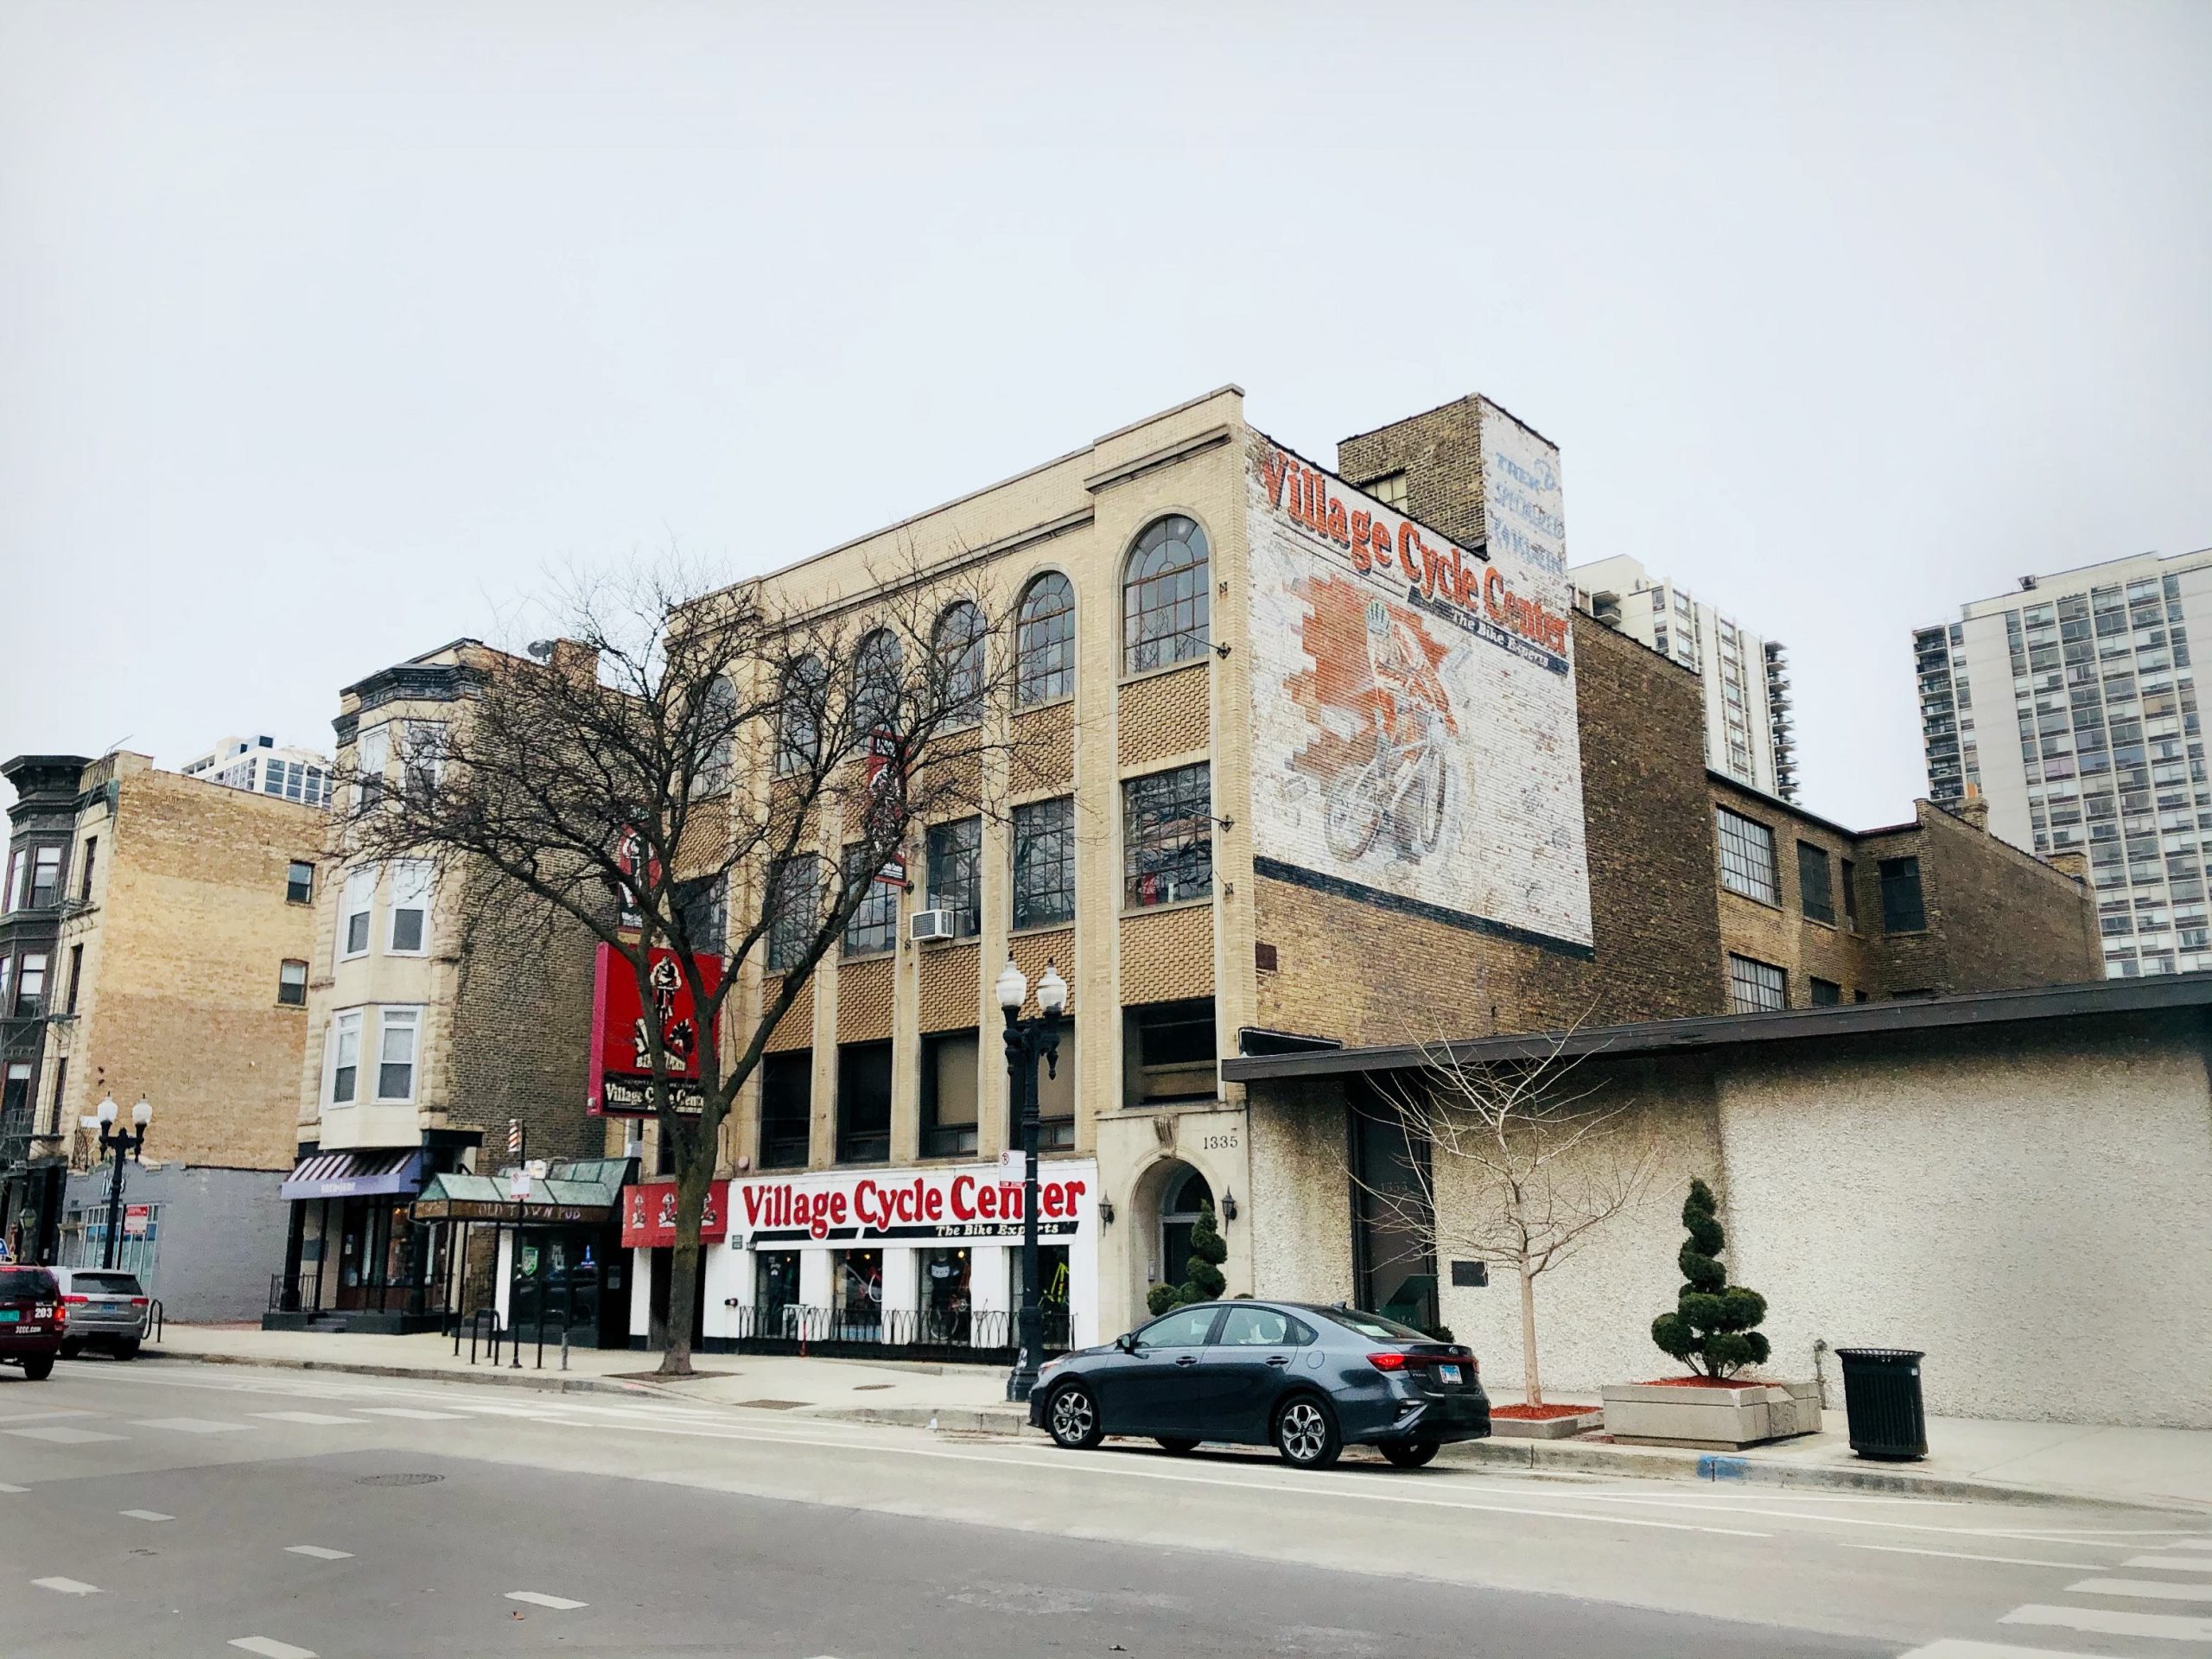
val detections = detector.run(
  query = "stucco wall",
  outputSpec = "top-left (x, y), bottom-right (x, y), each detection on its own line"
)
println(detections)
top-left (63, 1162), bottom-right (288, 1324)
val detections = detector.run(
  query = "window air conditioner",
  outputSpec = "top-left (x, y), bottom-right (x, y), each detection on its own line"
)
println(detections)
top-left (910, 909), bottom-right (957, 943)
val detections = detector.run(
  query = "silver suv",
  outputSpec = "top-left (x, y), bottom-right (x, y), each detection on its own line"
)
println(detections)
top-left (54, 1268), bottom-right (149, 1359)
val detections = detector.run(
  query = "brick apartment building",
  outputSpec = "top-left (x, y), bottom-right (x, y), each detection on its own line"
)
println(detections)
top-left (274, 640), bottom-right (611, 1337)
top-left (0, 750), bottom-right (324, 1319)
top-left (604, 384), bottom-right (2092, 1356)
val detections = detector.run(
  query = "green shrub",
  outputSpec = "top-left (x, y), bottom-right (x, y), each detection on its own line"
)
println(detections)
top-left (1147, 1202), bottom-right (1230, 1315)
top-left (1650, 1179), bottom-right (1770, 1379)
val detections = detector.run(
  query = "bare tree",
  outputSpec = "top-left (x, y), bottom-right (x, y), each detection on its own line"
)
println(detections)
top-left (1352, 1031), bottom-right (1660, 1408)
top-left (346, 550), bottom-right (1038, 1374)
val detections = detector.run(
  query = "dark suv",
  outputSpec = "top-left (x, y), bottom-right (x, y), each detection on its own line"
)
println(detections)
top-left (1030, 1300), bottom-right (1488, 1468)
top-left (0, 1265), bottom-right (66, 1382)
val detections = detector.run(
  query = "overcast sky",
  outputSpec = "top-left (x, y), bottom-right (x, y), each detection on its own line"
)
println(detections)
top-left (3, 3), bottom-right (2207, 828)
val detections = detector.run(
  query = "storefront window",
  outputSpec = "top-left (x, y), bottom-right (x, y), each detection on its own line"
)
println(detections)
top-left (832, 1247), bottom-right (881, 1337)
top-left (1009, 1243), bottom-right (1071, 1351)
top-left (918, 1246), bottom-right (971, 1344)
top-left (754, 1249), bottom-right (800, 1338)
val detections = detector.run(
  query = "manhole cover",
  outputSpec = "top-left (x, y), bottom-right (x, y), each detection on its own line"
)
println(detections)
top-left (354, 1472), bottom-right (443, 1487)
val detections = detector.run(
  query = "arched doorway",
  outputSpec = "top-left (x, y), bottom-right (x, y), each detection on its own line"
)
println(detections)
top-left (1154, 1164), bottom-right (1213, 1291)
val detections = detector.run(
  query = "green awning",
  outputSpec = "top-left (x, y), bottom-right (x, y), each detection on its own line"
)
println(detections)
top-left (412, 1156), bottom-right (628, 1224)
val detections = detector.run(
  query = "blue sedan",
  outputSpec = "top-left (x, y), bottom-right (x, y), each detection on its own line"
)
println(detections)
top-left (1028, 1300), bottom-right (1489, 1469)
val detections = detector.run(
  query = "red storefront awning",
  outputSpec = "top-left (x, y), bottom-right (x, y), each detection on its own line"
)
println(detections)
top-left (620, 1179), bottom-right (729, 1249)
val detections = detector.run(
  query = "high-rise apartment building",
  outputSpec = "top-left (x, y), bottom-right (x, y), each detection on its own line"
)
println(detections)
top-left (1915, 548), bottom-right (2212, 978)
top-left (181, 734), bottom-right (334, 810)
top-left (1570, 555), bottom-right (1797, 800)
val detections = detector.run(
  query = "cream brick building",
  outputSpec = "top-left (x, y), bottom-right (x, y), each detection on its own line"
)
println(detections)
top-left (0, 749), bottom-right (323, 1319)
top-left (659, 387), bottom-right (1736, 1351)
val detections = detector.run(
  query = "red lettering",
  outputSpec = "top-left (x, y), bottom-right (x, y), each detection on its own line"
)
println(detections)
top-left (925, 1184), bottom-right (944, 1221)
top-left (830, 1191), bottom-right (848, 1225)
top-left (1484, 566), bottom-right (1506, 620)
top-left (742, 1185), bottom-right (767, 1227)
top-left (977, 1184), bottom-right (997, 1219)
top-left (1398, 522), bottom-right (1422, 582)
top-left (1001, 1182), bottom-right (1022, 1219)
top-left (1259, 449), bottom-right (1289, 509)
top-left (951, 1175), bottom-right (976, 1220)
top-left (1042, 1182), bottom-right (1065, 1218)
top-left (1325, 495), bottom-right (1349, 545)
top-left (1065, 1179), bottom-right (1086, 1213)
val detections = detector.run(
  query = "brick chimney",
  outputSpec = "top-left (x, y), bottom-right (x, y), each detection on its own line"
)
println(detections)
top-left (1953, 780), bottom-right (1990, 834)
top-left (2045, 849), bottom-right (2090, 884)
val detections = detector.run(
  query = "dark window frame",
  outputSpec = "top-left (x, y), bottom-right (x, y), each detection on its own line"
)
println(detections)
top-left (842, 846), bottom-right (899, 958)
top-left (1715, 808), bottom-right (1780, 906)
top-left (1726, 953), bottom-right (1787, 1013)
top-left (758, 1051), bottom-right (812, 1169)
top-left (766, 855), bottom-right (820, 973)
top-left (925, 817), bottom-right (982, 938)
top-left (278, 958), bottom-right (309, 1007)
top-left (1015, 571), bottom-right (1077, 706)
top-left (1012, 796), bottom-right (1075, 930)
top-left (1122, 516), bottom-right (1211, 676)
top-left (1880, 855), bottom-right (1928, 932)
top-left (920, 1028), bottom-right (981, 1159)
top-left (1797, 842), bottom-right (1835, 925)
top-left (286, 860), bottom-right (315, 906)
top-left (836, 1039), bottom-right (893, 1165)
top-left (1123, 764), bottom-right (1213, 910)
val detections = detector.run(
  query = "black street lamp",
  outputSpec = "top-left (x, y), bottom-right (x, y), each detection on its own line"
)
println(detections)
top-left (995, 954), bottom-right (1066, 1403)
top-left (82, 1094), bottom-right (151, 1270)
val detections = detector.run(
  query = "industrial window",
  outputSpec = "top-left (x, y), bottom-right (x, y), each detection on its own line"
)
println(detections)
top-left (757, 1052), bottom-right (811, 1169)
top-left (776, 656), bottom-right (826, 775)
top-left (1123, 765), bottom-right (1213, 909)
top-left (926, 817), bottom-right (982, 938)
top-left (921, 1029), bottom-right (980, 1158)
top-left (1122, 516), bottom-right (1211, 675)
top-left (1840, 859), bottom-right (1859, 928)
top-left (1797, 842), bottom-right (1835, 924)
top-left (1726, 955), bottom-right (1787, 1014)
top-left (1124, 1000), bottom-right (1216, 1109)
top-left (1880, 856), bottom-right (1928, 932)
top-left (286, 860), bottom-right (314, 906)
top-left (836, 1039), bottom-right (893, 1163)
top-left (1367, 471), bottom-right (1408, 510)
top-left (694, 677), bottom-right (737, 797)
top-left (1015, 572), bottom-right (1076, 705)
top-left (842, 847), bottom-right (899, 957)
top-left (1012, 797), bottom-right (1075, 929)
top-left (374, 1007), bottom-right (421, 1102)
top-left (386, 861), bottom-right (433, 956)
top-left (932, 601), bottom-right (986, 728)
top-left (1809, 977), bottom-right (1843, 1006)
top-left (278, 959), bottom-right (308, 1007)
top-left (766, 855), bottom-right (820, 973)
top-left (853, 629), bottom-right (905, 741)
top-left (1714, 808), bottom-right (1780, 906)
top-left (675, 875), bottom-right (727, 956)
top-left (327, 1009), bottom-right (363, 1105)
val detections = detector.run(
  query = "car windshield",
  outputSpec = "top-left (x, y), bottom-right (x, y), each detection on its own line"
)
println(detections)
top-left (1322, 1306), bottom-right (1435, 1343)
top-left (0, 1267), bottom-right (60, 1298)
top-left (71, 1272), bottom-right (141, 1294)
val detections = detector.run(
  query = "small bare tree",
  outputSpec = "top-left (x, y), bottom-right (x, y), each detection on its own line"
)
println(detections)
top-left (346, 550), bottom-right (1039, 1374)
top-left (1353, 1030), bottom-right (1660, 1408)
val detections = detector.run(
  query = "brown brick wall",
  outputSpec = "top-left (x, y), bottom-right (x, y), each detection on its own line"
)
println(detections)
top-left (762, 975), bottom-right (813, 1052)
top-left (1338, 394), bottom-right (1489, 552)
top-left (1710, 777), bottom-right (1876, 1005)
top-left (918, 940), bottom-right (982, 1031)
top-left (1009, 701), bottom-right (1075, 796)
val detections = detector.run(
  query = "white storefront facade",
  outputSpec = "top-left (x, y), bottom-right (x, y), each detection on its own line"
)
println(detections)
top-left (626, 1158), bottom-right (1101, 1354)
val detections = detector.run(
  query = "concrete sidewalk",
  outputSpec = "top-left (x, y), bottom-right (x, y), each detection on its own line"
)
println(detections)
top-left (143, 1325), bottom-right (2212, 1512)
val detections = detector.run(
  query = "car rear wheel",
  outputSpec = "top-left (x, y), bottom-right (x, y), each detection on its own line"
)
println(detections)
top-left (1154, 1437), bottom-right (1198, 1455)
top-left (1381, 1439), bottom-right (1439, 1468)
top-left (59, 1340), bottom-right (83, 1361)
top-left (1274, 1395), bottom-right (1342, 1469)
top-left (21, 1356), bottom-right (54, 1382)
top-left (1046, 1382), bottom-right (1103, 1450)
top-left (115, 1339), bottom-right (141, 1361)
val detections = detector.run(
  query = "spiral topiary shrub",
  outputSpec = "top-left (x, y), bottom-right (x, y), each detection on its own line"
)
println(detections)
top-left (1650, 1178), bottom-right (1770, 1379)
top-left (1146, 1202), bottom-right (1229, 1315)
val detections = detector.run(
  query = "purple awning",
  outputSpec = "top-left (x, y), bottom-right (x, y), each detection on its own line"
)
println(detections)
top-left (280, 1149), bottom-right (423, 1201)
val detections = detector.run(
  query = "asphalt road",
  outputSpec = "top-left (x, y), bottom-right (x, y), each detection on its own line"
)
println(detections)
top-left (1, 1359), bottom-right (2207, 1658)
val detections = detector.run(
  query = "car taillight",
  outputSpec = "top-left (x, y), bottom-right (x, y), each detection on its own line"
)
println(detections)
top-left (62, 1294), bottom-right (89, 1304)
top-left (48, 1303), bottom-right (63, 1323)
top-left (130, 1297), bottom-right (149, 1307)
top-left (1367, 1352), bottom-right (1409, 1371)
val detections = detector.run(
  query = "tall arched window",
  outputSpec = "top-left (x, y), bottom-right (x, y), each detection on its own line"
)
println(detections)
top-left (776, 655), bottom-right (826, 775)
top-left (1123, 516), bottom-right (1211, 675)
top-left (853, 629), bottom-right (904, 741)
top-left (931, 601), bottom-right (985, 727)
top-left (695, 674), bottom-right (737, 796)
top-left (1015, 571), bottom-right (1076, 706)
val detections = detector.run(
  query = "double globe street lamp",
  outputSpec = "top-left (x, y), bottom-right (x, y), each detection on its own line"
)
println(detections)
top-left (79, 1094), bottom-right (152, 1270)
top-left (995, 955), bottom-right (1066, 1403)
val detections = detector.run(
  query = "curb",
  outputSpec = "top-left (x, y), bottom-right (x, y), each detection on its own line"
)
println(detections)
top-left (813, 1403), bottom-right (1028, 1433)
top-left (143, 1347), bottom-right (680, 1401)
top-left (1440, 1433), bottom-right (2199, 1513)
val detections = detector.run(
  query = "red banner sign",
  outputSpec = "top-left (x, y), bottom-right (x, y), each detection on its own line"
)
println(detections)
top-left (620, 1179), bottom-right (729, 1249)
top-left (588, 943), bottom-right (723, 1116)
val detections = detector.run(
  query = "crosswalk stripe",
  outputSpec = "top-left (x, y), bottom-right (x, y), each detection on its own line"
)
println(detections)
top-left (120, 1510), bottom-right (174, 1522)
top-left (1892, 1643), bottom-right (2111, 1658)
top-left (2066, 1577), bottom-right (2212, 1603)
top-left (2125, 1554), bottom-right (2212, 1571)
top-left (0, 1482), bottom-right (28, 1492)
top-left (130, 1417), bottom-right (251, 1434)
top-left (254, 1411), bottom-right (370, 1426)
top-left (6, 1426), bottom-right (124, 1443)
top-left (229, 1639), bottom-right (316, 1659)
top-left (505, 1591), bottom-right (587, 1611)
top-left (2000, 1602), bottom-right (2212, 1641)
top-left (31, 1577), bottom-right (99, 1595)
top-left (284, 1545), bottom-right (353, 1561)
top-left (355, 1408), bottom-right (467, 1421)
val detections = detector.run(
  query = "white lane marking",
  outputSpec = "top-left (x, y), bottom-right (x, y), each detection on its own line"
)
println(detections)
top-left (2000, 1602), bottom-right (2212, 1640)
top-left (0, 1481), bottom-right (28, 1492)
top-left (1894, 1643), bottom-right (2110, 1658)
top-left (120, 1509), bottom-right (175, 1522)
top-left (2127, 1554), bottom-right (2212, 1571)
top-left (1839, 1543), bottom-right (2104, 1570)
top-left (2067, 1576), bottom-right (2212, 1603)
top-left (505, 1591), bottom-right (587, 1610)
top-left (354, 1408), bottom-right (467, 1421)
top-left (6, 1425), bottom-right (124, 1444)
top-left (596, 1420), bottom-right (1769, 1536)
top-left (253, 1411), bottom-right (370, 1426)
top-left (0, 1408), bottom-right (94, 1423)
top-left (31, 1576), bottom-right (100, 1594)
top-left (229, 1639), bottom-right (317, 1659)
top-left (130, 1416), bottom-right (251, 1434)
top-left (284, 1545), bottom-right (353, 1560)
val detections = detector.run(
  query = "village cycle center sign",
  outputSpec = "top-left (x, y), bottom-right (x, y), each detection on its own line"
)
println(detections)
top-left (1243, 413), bottom-right (1594, 955)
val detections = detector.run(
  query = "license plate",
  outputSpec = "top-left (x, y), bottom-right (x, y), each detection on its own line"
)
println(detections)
top-left (1438, 1363), bottom-right (1463, 1384)
top-left (0, 1310), bottom-right (19, 1323)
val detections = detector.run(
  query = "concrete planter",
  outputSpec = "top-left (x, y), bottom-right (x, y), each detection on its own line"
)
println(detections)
top-left (1602, 1381), bottom-right (1819, 1449)
top-left (1490, 1408), bottom-right (1606, 1440)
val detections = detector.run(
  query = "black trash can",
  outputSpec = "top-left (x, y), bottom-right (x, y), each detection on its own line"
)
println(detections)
top-left (1836, 1347), bottom-right (1927, 1460)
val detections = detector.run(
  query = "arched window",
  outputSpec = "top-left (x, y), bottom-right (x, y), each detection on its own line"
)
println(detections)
top-left (1156, 1164), bottom-right (1215, 1287)
top-left (776, 655), bottom-right (826, 775)
top-left (1015, 572), bottom-right (1076, 706)
top-left (695, 674), bottom-right (737, 796)
top-left (853, 629), bottom-right (904, 741)
top-left (931, 601), bottom-right (985, 727)
top-left (1123, 516), bottom-right (1211, 675)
